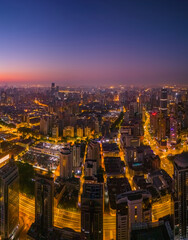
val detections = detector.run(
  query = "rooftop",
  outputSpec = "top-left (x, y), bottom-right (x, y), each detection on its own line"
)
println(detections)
top-left (174, 152), bottom-right (188, 169)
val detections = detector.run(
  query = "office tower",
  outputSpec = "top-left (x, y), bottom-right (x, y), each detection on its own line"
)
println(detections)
top-left (0, 91), bottom-right (7, 105)
top-left (174, 153), bottom-right (188, 239)
top-left (95, 120), bottom-right (100, 134)
top-left (35, 173), bottom-right (54, 237)
top-left (87, 140), bottom-right (101, 167)
top-left (160, 88), bottom-right (168, 117)
top-left (150, 112), bottom-right (159, 137)
top-left (170, 116), bottom-right (178, 144)
top-left (28, 173), bottom-right (81, 239)
top-left (72, 144), bottom-right (81, 170)
top-left (77, 127), bottom-right (84, 138)
top-left (157, 114), bottom-right (167, 144)
top-left (51, 82), bottom-right (56, 95)
top-left (84, 159), bottom-right (97, 177)
top-left (59, 148), bottom-right (73, 178)
top-left (0, 158), bottom-right (19, 240)
top-left (40, 116), bottom-right (49, 135)
top-left (63, 126), bottom-right (75, 138)
top-left (52, 125), bottom-right (59, 138)
top-left (129, 102), bottom-right (138, 119)
top-left (85, 126), bottom-right (92, 138)
top-left (81, 182), bottom-right (103, 240)
top-left (116, 190), bottom-right (152, 240)
top-left (56, 85), bottom-right (59, 93)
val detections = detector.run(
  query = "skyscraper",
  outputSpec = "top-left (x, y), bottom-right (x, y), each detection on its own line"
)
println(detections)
top-left (59, 148), bottom-right (73, 178)
top-left (160, 88), bottom-right (168, 117)
top-left (72, 144), bottom-right (81, 170)
top-left (28, 173), bottom-right (81, 239)
top-left (174, 153), bottom-right (188, 239)
top-left (170, 116), bottom-right (178, 145)
top-left (157, 113), bottom-right (167, 143)
top-left (116, 190), bottom-right (152, 240)
top-left (0, 158), bottom-right (19, 240)
top-left (35, 173), bottom-right (54, 237)
top-left (87, 140), bottom-right (101, 167)
top-left (51, 82), bottom-right (56, 95)
top-left (40, 116), bottom-right (50, 135)
top-left (81, 182), bottom-right (103, 240)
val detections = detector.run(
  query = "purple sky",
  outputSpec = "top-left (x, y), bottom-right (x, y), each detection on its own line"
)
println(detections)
top-left (0, 0), bottom-right (188, 86)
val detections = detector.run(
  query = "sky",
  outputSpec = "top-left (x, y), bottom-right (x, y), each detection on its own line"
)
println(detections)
top-left (0, 0), bottom-right (188, 86)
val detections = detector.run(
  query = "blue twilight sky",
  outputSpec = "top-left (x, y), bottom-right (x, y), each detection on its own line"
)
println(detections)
top-left (0, 0), bottom-right (188, 86)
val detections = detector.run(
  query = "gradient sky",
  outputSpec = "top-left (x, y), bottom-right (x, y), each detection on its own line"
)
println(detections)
top-left (0, 0), bottom-right (188, 86)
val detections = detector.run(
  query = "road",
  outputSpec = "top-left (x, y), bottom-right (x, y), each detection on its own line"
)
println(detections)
top-left (19, 194), bottom-right (116, 240)
top-left (18, 109), bottom-right (186, 239)
top-left (143, 111), bottom-right (174, 177)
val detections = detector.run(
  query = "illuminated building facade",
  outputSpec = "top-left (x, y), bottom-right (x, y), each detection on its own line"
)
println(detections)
top-left (63, 126), bottom-right (74, 138)
top-left (77, 127), bottom-right (84, 138)
top-left (72, 144), bottom-right (81, 170)
top-left (160, 88), bottom-right (168, 117)
top-left (170, 116), bottom-right (178, 144)
top-left (157, 114), bottom-right (167, 145)
top-left (116, 190), bottom-right (152, 240)
top-left (87, 141), bottom-right (101, 167)
top-left (35, 174), bottom-right (54, 237)
top-left (52, 125), bottom-right (59, 138)
top-left (174, 153), bottom-right (188, 240)
top-left (81, 182), bottom-right (103, 240)
top-left (59, 148), bottom-right (73, 178)
top-left (40, 116), bottom-right (49, 135)
top-left (150, 111), bottom-right (159, 137)
top-left (51, 82), bottom-right (56, 96)
top-left (0, 158), bottom-right (19, 240)
top-left (84, 126), bottom-right (92, 138)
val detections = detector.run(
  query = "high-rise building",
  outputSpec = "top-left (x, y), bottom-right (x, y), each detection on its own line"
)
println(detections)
top-left (85, 126), bottom-right (92, 138)
top-left (94, 120), bottom-right (100, 134)
top-left (116, 190), bottom-right (152, 240)
top-left (170, 116), bottom-right (178, 144)
top-left (40, 116), bottom-right (49, 135)
top-left (63, 126), bottom-right (74, 138)
top-left (84, 159), bottom-right (97, 177)
top-left (28, 173), bottom-right (82, 239)
top-left (51, 82), bottom-right (56, 96)
top-left (59, 148), bottom-right (73, 178)
top-left (174, 153), bottom-right (188, 239)
top-left (52, 125), bottom-right (59, 138)
top-left (160, 88), bottom-right (168, 117)
top-left (81, 182), bottom-right (103, 240)
top-left (77, 127), bottom-right (84, 138)
top-left (87, 141), bottom-right (101, 167)
top-left (0, 158), bottom-right (19, 240)
top-left (150, 111), bottom-right (159, 137)
top-left (157, 114), bottom-right (167, 145)
top-left (35, 173), bottom-right (54, 237)
top-left (72, 144), bottom-right (81, 170)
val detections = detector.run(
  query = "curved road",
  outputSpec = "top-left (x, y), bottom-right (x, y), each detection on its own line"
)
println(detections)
top-left (19, 194), bottom-right (116, 240)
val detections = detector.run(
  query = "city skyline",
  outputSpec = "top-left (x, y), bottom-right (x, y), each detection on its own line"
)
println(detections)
top-left (0, 83), bottom-right (187, 239)
top-left (0, 0), bottom-right (188, 86)
top-left (0, 1), bottom-right (188, 238)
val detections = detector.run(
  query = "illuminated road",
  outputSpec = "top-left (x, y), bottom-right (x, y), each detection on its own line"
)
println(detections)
top-left (144, 111), bottom-right (188, 177)
top-left (19, 194), bottom-right (116, 240)
top-left (142, 110), bottom-right (183, 221)
top-left (34, 99), bottom-right (48, 107)
top-left (143, 111), bottom-right (174, 177)
top-left (19, 110), bottom-right (186, 239)
top-left (152, 198), bottom-right (172, 221)
top-left (78, 144), bottom-right (88, 205)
